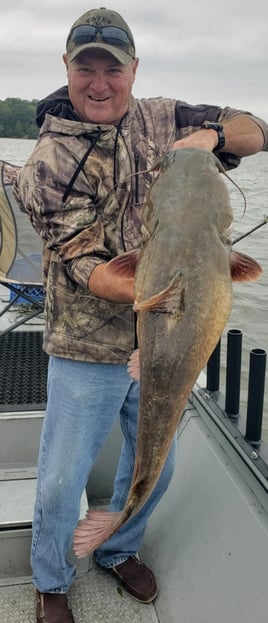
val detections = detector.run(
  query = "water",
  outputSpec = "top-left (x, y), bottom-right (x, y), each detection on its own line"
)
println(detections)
top-left (1, 138), bottom-right (268, 440)
top-left (0, 137), bottom-right (37, 166)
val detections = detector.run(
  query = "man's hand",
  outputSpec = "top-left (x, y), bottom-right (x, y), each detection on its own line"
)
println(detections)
top-left (172, 128), bottom-right (218, 152)
top-left (88, 262), bottom-right (135, 303)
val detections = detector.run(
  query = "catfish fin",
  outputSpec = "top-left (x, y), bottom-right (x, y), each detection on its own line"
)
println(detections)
top-left (107, 249), bottom-right (140, 278)
top-left (133, 273), bottom-right (185, 316)
top-left (231, 250), bottom-right (262, 282)
top-left (128, 348), bottom-right (140, 381)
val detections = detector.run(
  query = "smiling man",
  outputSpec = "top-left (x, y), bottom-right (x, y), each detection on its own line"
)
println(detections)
top-left (64, 49), bottom-right (138, 124)
top-left (64, 9), bottom-right (138, 126)
top-left (14, 7), bottom-right (268, 623)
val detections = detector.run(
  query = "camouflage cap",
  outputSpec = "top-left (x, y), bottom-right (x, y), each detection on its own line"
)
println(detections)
top-left (66, 7), bottom-right (136, 64)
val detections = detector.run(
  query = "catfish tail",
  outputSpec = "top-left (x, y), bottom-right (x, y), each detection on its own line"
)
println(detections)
top-left (73, 509), bottom-right (125, 558)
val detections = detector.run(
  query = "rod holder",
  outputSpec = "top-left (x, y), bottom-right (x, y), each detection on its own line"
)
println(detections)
top-left (225, 329), bottom-right (242, 418)
top-left (206, 339), bottom-right (221, 392)
top-left (245, 348), bottom-right (267, 446)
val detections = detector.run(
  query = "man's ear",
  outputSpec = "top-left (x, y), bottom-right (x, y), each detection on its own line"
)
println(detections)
top-left (132, 57), bottom-right (139, 80)
top-left (62, 53), bottom-right (68, 68)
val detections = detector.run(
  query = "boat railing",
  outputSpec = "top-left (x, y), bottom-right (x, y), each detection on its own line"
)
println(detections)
top-left (197, 328), bottom-right (268, 488)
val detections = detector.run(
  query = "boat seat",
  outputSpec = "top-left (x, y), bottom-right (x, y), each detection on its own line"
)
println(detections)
top-left (0, 160), bottom-right (44, 335)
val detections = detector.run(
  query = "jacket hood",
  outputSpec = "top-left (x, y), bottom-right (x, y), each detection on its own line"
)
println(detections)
top-left (38, 113), bottom-right (119, 140)
top-left (36, 86), bottom-right (79, 128)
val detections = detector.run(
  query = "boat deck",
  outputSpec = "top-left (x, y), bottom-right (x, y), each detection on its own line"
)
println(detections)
top-left (1, 393), bottom-right (268, 622)
top-left (1, 287), bottom-right (268, 622)
top-left (1, 565), bottom-right (159, 623)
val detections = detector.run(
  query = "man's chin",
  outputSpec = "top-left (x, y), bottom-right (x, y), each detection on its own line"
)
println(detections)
top-left (83, 104), bottom-right (114, 125)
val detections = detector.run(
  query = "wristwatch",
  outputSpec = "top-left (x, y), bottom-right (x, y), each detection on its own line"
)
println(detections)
top-left (201, 122), bottom-right (225, 151)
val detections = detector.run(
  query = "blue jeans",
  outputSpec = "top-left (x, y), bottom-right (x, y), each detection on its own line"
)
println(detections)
top-left (31, 356), bottom-right (176, 593)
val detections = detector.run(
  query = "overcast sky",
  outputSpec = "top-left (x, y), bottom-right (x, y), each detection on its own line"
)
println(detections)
top-left (0, 0), bottom-right (267, 121)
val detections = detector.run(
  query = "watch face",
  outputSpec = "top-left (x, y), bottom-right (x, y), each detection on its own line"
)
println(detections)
top-left (201, 123), bottom-right (225, 150)
top-left (203, 123), bottom-right (223, 130)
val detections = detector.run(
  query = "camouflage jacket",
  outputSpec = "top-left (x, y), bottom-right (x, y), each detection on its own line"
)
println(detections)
top-left (14, 91), bottom-right (268, 363)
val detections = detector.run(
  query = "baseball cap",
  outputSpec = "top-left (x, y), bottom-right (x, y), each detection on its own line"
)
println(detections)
top-left (66, 7), bottom-right (136, 65)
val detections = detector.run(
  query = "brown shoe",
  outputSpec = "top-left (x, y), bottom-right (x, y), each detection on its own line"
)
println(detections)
top-left (111, 555), bottom-right (158, 603)
top-left (36, 590), bottom-right (75, 623)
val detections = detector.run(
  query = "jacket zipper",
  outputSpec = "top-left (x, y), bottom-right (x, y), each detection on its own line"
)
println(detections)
top-left (134, 152), bottom-right (139, 204)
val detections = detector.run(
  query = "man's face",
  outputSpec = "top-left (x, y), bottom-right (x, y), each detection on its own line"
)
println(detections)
top-left (63, 49), bottom-right (139, 124)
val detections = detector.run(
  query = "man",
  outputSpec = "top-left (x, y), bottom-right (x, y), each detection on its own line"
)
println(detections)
top-left (14, 7), bottom-right (268, 623)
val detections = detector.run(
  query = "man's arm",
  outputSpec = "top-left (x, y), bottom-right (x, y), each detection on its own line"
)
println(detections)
top-left (172, 114), bottom-right (265, 156)
top-left (88, 262), bottom-right (135, 303)
top-left (89, 114), bottom-right (266, 303)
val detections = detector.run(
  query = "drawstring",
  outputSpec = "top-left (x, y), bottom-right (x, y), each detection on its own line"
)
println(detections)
top-left (62, 114), bottom-right (128, 202)
top-left (134, 152), bottom-right (139, 204)
top-left (61, 116), bottom-right (139, 349)
top-left (113, 112), bottom-right (128, 191)
top-left (62, 128), bottom-right (102, 203)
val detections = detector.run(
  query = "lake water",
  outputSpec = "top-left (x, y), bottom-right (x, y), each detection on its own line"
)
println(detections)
top-left (1, 137), bottom-right (268, 441)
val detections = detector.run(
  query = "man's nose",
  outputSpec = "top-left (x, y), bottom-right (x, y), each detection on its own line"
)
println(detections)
top-left (90, 73), bottom-right (108, 92)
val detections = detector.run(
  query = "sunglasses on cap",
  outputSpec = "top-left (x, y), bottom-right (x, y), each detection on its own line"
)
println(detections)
top-left (68, 25), bottom-right (135, 56)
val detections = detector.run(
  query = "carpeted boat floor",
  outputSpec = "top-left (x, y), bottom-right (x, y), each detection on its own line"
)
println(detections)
top-left (0, 331), bottom-right (48, 412)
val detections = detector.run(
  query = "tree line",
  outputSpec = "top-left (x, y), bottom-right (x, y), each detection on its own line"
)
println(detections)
top-left (0, 98), bottom-right (39, 139)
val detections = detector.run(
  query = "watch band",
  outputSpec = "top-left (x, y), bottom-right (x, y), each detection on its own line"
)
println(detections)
top-left (201, 122), bottom-right (225, 151)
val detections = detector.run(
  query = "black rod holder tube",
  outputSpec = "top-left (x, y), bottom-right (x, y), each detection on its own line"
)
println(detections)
top-left (225, 329), bottom-right (242, 417)
top-left (206, 339), bottom-right (221, 392)
top-left (245, 348), bottom-right (267, 446)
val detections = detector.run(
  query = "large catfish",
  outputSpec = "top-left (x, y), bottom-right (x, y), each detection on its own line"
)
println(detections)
top-left (73, 148), bottom-right (262, 558)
